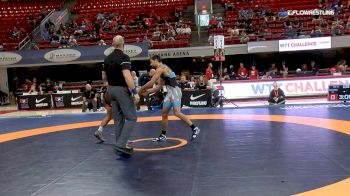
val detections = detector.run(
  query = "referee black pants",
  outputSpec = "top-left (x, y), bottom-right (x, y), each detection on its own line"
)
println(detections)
top-left (108, 86), bottom-right (137, 148)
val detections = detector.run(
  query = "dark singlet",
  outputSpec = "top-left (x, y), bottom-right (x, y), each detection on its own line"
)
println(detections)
top-left (160, 64), bottom-right (178, 87)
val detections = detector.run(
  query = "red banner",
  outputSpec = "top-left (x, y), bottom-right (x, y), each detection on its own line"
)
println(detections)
top-left (214, 49), bottom-right (225, 61)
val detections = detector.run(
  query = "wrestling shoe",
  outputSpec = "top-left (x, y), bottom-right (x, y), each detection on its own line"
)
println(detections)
top-left (94, 130), bottom-right (105, 143)
top-left (191, 127), bottom-right (200, 141)
top-left (114, 146), bottom-right (134, 156)
top-left (152, 134), bottom-right (167, 142)
top-left (126, 140), bottom-right (133, 148)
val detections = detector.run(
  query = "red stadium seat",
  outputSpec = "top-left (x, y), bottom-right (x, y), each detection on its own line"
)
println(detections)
top-left (0, 0), bottom-right (64, 49)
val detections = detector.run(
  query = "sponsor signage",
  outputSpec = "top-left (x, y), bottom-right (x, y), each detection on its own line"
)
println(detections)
top-left (35, 97), bottom-right (49, 108)
top-left (104, 45), bottom-right (143, 57)
top-left (215, 76), bottom-right (350, 100)
top-left (0, 43), bottom-right (148, 66)
top-left (17, 93), bottom-right (84, 110)
top-left (44, 49), bottom-right (81, 62)
top-left (247, 40), bottom-right (278, 53)
top-left (149, 50), bottom-right (192, 58)
top-left (0, 52), bottom-right (22, 65)
top-left (279, 37), bottom-right (331, 52)
top-left (52, 93), bottom-right (84, 108)
top-left (148, 45), bottom-right (245, 59)
top-left (182, 89), bottom-right (212, 107)
top-left (17, 94), bottom-right (51, 110)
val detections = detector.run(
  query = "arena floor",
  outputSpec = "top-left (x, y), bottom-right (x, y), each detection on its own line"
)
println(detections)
top-left (1, 101), bottom-right (350, 196)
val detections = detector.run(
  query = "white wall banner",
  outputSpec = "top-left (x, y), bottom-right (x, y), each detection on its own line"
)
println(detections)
top-left (215, 76), bottom-right (350, 99)
top-left (44, 49), bottom-right (81, 63)
top-left (0, 43), bottom-right (148, 67)
top-left (247, 40), bottom-right (278, 53)
top-left (279, 37), bottom-right (331, 52)
top-left (104, 45), bottom-right (143, 57)
top-left (0, 52), bottom-right (22, 65)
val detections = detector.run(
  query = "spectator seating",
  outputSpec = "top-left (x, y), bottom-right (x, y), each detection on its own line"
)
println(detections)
top-left (72, 0), bottom-right (189, 22)
top-left (0, 0), bottom-right (64, 51)
top-left (37, 0), bottom-right (192, 49)
top-left (210, 0), bottom-right (350, 45)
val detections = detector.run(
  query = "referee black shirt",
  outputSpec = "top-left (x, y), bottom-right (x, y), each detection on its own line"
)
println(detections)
top-left (103, 49), bottom-right (131, 87)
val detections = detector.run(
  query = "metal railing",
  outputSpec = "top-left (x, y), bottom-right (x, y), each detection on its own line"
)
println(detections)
top-left (18, 36), bottom-right (31, 50)
top-left (38, 9), bottom-right (56, 35)
top-left (19, 9), bottom-right (56, 50)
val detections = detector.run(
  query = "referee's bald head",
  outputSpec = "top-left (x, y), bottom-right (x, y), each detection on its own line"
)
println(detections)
top-left (112, 35), bottom-right (124, 49)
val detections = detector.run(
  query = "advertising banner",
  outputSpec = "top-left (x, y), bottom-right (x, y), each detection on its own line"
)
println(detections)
top-left (52, 93), bottom-right (84, 108)
top-left (216, 76), bottom-right (350, 99)
top-left (279, 37), bottom-right (331, 52)
top-left (182, 89), bottom-right (212, 107)
top-left (0, 43), bottom-right (148, 66)
top-left (17, 94), bottom-right (52, 110)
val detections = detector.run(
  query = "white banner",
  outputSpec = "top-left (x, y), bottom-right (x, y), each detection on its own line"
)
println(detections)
top-left (104, 45), bottom-right (143, 57)
top-left (247, 40), bottom-right (278, 53)
top-left (214, 35), bottom-right (225, 49)
top-left (44, 49), bottom-right (81, 63)
top-left (148, 44), bottom-right (245, 59)
top-left (215, 76), bottom-right (350, 99)
top-left (0, 52), bottom-right (22, 65)
top-left (279, 37), bottom-right (331, 52)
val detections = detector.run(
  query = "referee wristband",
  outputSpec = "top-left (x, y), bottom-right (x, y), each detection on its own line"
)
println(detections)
top-left (131, 88), bottom-right (137, 95)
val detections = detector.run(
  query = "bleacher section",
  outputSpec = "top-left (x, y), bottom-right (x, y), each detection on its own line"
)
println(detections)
top-left (72, 0), bottom-right (190, 22)
top-left (38, 0), bottom-right (192, 49)
top-left (3, 0), bottom-right (350, 51)
top-left (0, 0), bottom-right (64, 51)
top-left (211, 0), bottom-right (350, 45)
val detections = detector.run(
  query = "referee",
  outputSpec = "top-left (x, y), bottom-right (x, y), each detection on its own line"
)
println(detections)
top-left (102, 35), bottom-right (140, 155)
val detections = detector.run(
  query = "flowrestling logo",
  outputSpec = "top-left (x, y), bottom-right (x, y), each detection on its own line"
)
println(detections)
top-left (104, 45), bottom-right (143, 57)
top-left (44, 49), bottom-right (81, 63)
top-left (0, 52), bottom-right (22, 65)
top-left (287, 9), bottom-right (334, 16)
